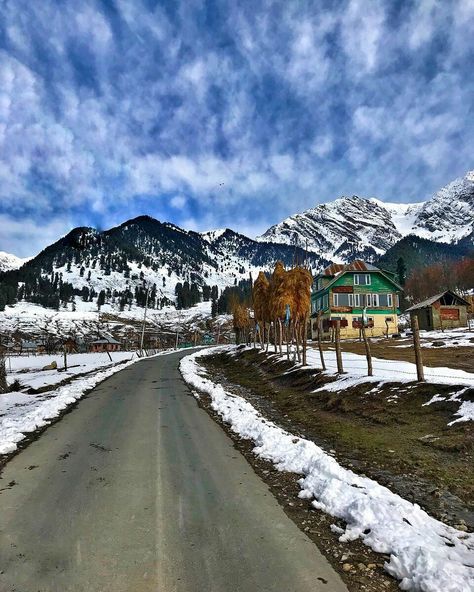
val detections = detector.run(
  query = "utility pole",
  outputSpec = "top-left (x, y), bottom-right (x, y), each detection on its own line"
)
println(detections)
top-left (140, 285), bottom-right (150, 356)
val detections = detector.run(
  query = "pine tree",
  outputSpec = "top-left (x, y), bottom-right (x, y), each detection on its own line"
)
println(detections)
top-left (396, 257), bottom-right (407, 286)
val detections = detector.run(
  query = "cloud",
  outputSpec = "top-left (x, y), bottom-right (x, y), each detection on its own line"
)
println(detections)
top-left (0, 0), bottom-right (472, 254)
top-left (170, 195), bottom-right (187, 209)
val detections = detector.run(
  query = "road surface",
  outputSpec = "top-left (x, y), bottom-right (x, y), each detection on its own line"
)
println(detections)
top-left (0, 350), bottom-right (347, 592)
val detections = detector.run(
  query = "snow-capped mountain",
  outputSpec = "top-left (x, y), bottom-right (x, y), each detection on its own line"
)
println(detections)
top-left (412, 170), bottom-right (474, 243)
top-left (0, 251), bottom-right (30, 272)
top-left (0, 216), bottom-right (324, 314)
top-left (257, 170), bottom-right (474, 262)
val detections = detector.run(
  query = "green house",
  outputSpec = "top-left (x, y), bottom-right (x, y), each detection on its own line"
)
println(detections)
top-left (311, 260), bottom-right (403, 339)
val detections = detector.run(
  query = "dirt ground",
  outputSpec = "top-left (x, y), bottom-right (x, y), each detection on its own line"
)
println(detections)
top-left (314, 335), bottom-right (474, 373)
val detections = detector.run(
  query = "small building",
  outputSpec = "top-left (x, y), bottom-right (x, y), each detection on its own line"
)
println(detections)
top-left (89, 334), bottom-right (122, 352)
top-left (406, 291), bottom-right (469, 331)
top-left (311, 260), bottom-right (402, 339)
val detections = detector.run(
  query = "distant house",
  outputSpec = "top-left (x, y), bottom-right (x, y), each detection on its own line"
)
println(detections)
top-left (406, 290), bottom-right (470, 331)
top-left (89, 333), bottom-right (122, 352)
top-left (311, 260), bottom-right (402, 339)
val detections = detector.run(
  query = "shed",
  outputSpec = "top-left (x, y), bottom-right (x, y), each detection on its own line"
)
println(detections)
top-left (89, 334), bottom-right (122, 352)
top-left (406, 290), bottom-right (469, 331)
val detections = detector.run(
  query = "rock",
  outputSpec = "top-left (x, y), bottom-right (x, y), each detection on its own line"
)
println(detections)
top-left (342, 563), bottom-right (353, 572)
top-left (455, 521), bottom-right (468, 532)
top-left (367, 563), bottom-right (377, 569)
top-left (42, 360), bottom-right (57, 370)
top-left (357, 562), bottom-right (366, 570)
top-left (431, 341), bottom-right (446, 347)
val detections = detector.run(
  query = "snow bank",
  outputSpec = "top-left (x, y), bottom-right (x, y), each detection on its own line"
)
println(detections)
top-left (180, 347), bottom-right (474, 592)
top-left (0, 357), bottom-right (139, 455)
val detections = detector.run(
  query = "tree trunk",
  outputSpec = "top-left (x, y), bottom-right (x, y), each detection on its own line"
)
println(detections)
top-left (361, 324), bottom-right (373, 376)
top-left (278, 319), bottom-right (283, 354)
top-left (317, 324), bottom-right (326, 371)
top-left (335, 320), bottom-right (344, 374)
top-left (302, 314), bottom-right (308, 366)
top-left (295, 321), bottom-right (301, 363)
top-left (286, 323), bottom-right (290, 360)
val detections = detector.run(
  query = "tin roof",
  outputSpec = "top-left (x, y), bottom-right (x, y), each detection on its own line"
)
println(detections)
top-left (322, 259), bottom-right (379, 276)
top-left (406, 290), bottom-right (470, 312)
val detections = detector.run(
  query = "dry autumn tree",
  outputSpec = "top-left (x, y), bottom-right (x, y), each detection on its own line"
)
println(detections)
top-left (254, 261), bottom-right (312, 364)
top-left (252, 271), bottom-right (270, 349)
top-left (286, 266), bottom-right (312, 365)
top-left (269, 261), bottom-right (290, 355)
top-left (232, 302), bottom-right (251, 345)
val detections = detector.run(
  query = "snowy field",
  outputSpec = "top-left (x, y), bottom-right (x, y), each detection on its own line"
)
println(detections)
top-left (6, 351), bottom-right (134, 390)
top-left (302, 346), bottom-right (474, 389)
top-left (181, 347), bottom-right (474, 592)
top-left (0, 300), bottom-right (231, 338)
top-left (392, 327), bottom-right (474, 349)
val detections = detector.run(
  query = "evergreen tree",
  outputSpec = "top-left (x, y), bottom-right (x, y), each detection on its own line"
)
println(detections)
top-left (396, 257), bottom-right (407, 286)
top-left (97, 290), bottom-right (106, 309)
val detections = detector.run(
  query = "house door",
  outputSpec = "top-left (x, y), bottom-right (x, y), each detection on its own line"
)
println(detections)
top-left (423, 308), bottom-right (432, 330)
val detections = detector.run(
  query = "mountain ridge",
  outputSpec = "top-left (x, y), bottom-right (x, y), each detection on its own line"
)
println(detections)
top-left (257, 170), bottom-right (474, 262)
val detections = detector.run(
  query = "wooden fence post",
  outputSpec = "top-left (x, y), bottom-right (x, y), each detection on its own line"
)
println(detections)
top-left (63, 345), bottom-right (68, 371)
top-left (317, 314), bottom-right (326, 371)
top-left (335, 320), bottom-right (344, 374)
top-left (302, 314), bottom-right (308, 366)
top-left (0, 352), bottom-right (7, 393)
top-left (412, 315), bottom-right (425, 382)
top-left (361, 324), bottom-right (373, 376)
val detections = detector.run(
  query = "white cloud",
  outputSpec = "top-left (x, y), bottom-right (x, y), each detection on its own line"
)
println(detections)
top-left (170, 195), bottom-right (187, 209)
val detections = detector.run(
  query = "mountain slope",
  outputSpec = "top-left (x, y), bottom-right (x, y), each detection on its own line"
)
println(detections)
top-left (412, 171), bottom-right (474, 242)
top-left (376, 235), bottom-right (472, 275)
top-left (257, 170), bottom-right (474, 262)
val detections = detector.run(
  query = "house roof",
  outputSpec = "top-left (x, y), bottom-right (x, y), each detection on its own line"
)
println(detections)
top-left (91, 335), bottom-right (121, 344)
top-left (315, 259), bottom-right (403, 293)
top-left (321, 260), bottom-right (381, 276)
top-left (406, 290), bottom-right (470, 312)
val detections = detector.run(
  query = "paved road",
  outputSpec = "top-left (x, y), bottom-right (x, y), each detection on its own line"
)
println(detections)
top-left (0, 350), bottom-right (347, 592)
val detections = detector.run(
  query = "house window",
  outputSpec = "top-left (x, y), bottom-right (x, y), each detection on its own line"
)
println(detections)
top-left (323, 294), bottom-right (329, 309)
top-left (353, 293), bottom-right (361, 307)
top-left (354, 273), bottom-right (371, 286)
top-left (379, 294), bottom-right (393, 307)
top-left (334, 293), bottom-right (352, 307)
top-left (365, 293), bottom-right (379, 307)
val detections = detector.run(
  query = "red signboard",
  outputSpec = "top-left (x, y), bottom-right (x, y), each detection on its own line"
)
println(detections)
top-left (333, 286), bottom-right (353, 293)
top-left (440, 308), bottom-right (460, 320)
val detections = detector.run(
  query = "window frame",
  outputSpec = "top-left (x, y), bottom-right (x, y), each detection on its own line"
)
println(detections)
top-left (354, 273), bottom-right (371, 286)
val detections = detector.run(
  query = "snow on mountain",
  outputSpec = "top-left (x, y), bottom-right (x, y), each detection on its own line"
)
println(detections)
top-left (412, 170), bottom-right (474, 243)
top-left (200, 228), bottom-right (228, 242)
top-left (0, 251), bottom-right (30, 271)
top-left (257, 170), bottom-right (474, 261)
top-left (257, 195), bottom-right (404, 263)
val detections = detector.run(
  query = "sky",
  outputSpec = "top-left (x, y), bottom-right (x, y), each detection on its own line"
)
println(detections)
top-left (0, 0), bottom-right (473, 257)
